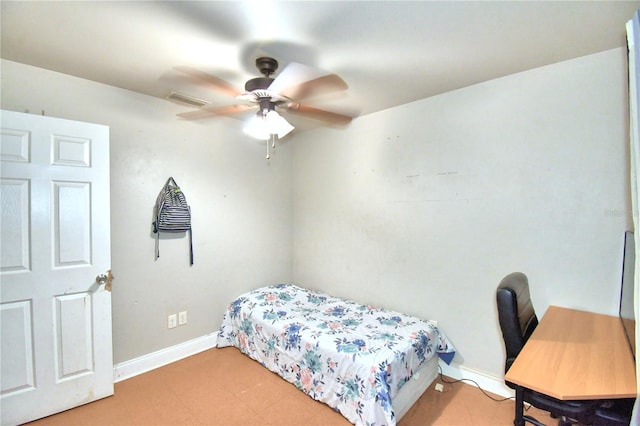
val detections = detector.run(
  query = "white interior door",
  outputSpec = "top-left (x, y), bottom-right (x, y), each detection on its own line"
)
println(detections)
top-left (0, 110), bottom-right (113, 425)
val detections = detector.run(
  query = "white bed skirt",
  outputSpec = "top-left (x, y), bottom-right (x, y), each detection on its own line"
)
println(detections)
top-left (394, 354), bottom-right (440, 420)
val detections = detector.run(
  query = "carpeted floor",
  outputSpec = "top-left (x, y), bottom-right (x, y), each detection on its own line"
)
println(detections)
top-left (27, 346), bottom-right (553, 425)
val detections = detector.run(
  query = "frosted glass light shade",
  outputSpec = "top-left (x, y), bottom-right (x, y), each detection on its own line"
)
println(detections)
top-left (266, 110), bottom-right (294, 138)
top-left (243, 114), bottom-right (269, 139)
top-left (243, 110), bottom-right (294, 140)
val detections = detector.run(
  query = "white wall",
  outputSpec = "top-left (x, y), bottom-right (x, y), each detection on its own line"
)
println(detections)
top-left (292, 48), bottom-right (632, 378)
top-left (2, 47), bottom-right (632, 380)
top-left (1, 60), bottom-right (294, 364)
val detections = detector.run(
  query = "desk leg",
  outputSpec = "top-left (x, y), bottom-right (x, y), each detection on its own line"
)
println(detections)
top-left (514, 387), bottom-right (525, 426)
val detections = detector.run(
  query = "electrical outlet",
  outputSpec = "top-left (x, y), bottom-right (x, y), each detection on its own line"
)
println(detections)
top-left (178, 310), bottom-right (187, 326)
top-left (168, 314), bottom-right (177, 329)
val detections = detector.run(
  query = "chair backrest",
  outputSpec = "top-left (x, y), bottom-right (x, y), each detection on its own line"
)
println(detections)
top-left (496, 272), bottom-right (539, 374)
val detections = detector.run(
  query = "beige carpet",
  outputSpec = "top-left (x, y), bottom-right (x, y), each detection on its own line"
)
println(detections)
top-left (27, 346), bottom-right (553, 425)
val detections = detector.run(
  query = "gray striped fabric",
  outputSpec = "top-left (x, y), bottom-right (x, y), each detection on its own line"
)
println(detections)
top-left (153, 177), bottom-right (193, 264)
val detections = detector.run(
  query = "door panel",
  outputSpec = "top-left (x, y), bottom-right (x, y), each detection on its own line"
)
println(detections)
top-left (0, 178), bottom-right (30, 272)
top-left (53, 180), bottom-right (92, 266)
top-left (0, 110), bottom-right (112, 425)
top-left (54, 292), bottom-right (94, 380)
top-left (0, 300), bottom-right (35, 396)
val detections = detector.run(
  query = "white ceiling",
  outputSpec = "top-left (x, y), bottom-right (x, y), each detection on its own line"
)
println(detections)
top-left (2, 1), bottom-right (640, 132)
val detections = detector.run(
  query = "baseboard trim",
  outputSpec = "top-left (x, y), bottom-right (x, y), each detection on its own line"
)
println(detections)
top-left (113, 332), bottom-right (218, 383)
top-left (112, 332), bottom-right (514, 401)
top-left (439, 361), bottom-right (515, 399)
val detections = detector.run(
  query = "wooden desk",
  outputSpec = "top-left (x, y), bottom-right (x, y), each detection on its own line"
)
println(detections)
top-left (506, 306), bottom-right (636, 400)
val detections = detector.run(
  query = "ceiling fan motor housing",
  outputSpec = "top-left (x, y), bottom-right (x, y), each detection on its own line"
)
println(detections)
top-left (245, 77), bottom-right (274, 92)
top-left (256, 57), bottom-right (278, 76)
top-left (245, 57), bottom-right (279, 92)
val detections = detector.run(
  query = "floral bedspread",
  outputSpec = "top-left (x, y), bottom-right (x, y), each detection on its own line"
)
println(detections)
top-left (216, 284), bottom-right (456, 426)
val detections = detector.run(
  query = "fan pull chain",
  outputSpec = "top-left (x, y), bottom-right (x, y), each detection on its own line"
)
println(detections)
top-left (266, 134), bottom-right (278, 160)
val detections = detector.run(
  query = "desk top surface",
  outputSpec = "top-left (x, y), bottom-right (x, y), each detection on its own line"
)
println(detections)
top-left (504, 305), bottom-right (637, 400)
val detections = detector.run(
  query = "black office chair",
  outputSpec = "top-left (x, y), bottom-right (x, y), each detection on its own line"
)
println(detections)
top-left (496, 272), bottom-right (601, 426)
top-left (593, 397), bottom-right (635, 425)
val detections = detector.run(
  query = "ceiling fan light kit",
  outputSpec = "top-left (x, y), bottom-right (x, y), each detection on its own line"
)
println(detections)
top-left (243, 109), bottom-right (294, 140)
top-left (244, 105), bottom-right (295, 160)
top-left (174, 56), bottom-right (353, 159)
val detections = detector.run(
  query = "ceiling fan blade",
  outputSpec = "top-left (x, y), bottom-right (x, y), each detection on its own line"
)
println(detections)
top-left (268, 62), bottom-right (347, 100)
top-left (175, 66), bottom-right (243, 98)
top-left (177, 104), bottom-right (255, 120)
top-left (278, 74), bottom-right (348, 101)
top-left (283, 102), bottom-right (352, 125)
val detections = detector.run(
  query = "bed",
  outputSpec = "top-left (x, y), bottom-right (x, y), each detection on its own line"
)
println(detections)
top-left (216, 284), bottom-right (456, 426)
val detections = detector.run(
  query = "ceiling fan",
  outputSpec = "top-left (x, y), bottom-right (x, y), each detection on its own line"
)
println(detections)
top-left (173, 57), bottom-right (352, 158)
